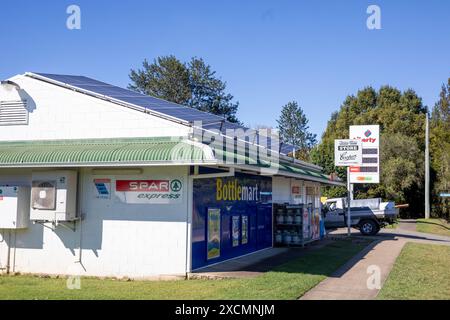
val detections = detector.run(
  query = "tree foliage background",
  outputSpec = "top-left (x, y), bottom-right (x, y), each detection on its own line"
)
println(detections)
top-left (129, 55), bottom-right (239, 123)
top-left (311, 86), bottom-right (427, 217)
top-left (277, 101), bottom-right (317, 161)
top-left (430, 79), bottom-right (450, 220)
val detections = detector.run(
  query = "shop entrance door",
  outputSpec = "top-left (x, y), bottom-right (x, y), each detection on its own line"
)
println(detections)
top-left (248, 205), bottom-right (258, 251)
top-left (257, 205), bottom-right (273, 249)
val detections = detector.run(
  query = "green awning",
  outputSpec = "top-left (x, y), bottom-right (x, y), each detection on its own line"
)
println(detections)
top-left (214, 148), bottom-right (343, 186)
top-left (0, 137), bottom-right (215, 167)
top-left (0, 137), bottom-right (342, 185)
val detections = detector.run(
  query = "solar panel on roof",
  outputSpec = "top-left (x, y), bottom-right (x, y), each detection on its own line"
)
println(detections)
top-left (32, 72), bottom-right (298, 154)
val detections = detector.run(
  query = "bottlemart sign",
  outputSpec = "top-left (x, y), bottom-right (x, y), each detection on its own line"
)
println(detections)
top-left (115, 179), bottom-right (183, 204)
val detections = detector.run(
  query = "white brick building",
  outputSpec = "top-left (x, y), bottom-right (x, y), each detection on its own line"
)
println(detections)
top-left (0, 73), bottom-right (342, 278)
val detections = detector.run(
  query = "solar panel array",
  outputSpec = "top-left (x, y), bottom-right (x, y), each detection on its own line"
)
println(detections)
top-left (33, 73), bottom-right (296, 155)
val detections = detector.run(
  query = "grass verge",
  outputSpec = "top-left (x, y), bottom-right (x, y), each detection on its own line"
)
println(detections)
top-left (0, 239), bottom-right (369, 300)
top-left (416, 218), bottom-right (450, 237)
top-left (378, 243), bottom-right (450, 300)
top-left (383, 221), bottom-right (398, 229)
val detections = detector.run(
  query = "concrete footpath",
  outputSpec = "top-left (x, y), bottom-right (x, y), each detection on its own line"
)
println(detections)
top-left (300, 226), bottom-right (450, 300)
top-left (300, 238), bottom-right (406, 300)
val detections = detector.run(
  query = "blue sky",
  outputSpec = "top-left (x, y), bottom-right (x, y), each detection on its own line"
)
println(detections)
top-left (1, 0), bottom-right (449, 138)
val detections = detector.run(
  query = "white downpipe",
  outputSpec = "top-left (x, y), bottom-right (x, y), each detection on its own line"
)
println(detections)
top-left (185, 168), bottom-right (193, 276)
top-left (6, 230), bottom-right (11, 274)
top-left (75, 168), bottom-right (85, 269)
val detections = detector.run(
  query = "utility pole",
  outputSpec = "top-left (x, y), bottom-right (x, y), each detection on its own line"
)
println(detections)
top-left (347, 167), bottom-right (352, 236)
top-left (425, 113), bottom-right (430, 219)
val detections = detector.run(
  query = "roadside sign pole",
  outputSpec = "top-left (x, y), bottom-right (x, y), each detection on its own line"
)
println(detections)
top-left (347, 167), bottom-right (351, 237)
top-left (425, 113), bottom-right (430, 219)
top-left (334, 139), bottom-right (361, 238)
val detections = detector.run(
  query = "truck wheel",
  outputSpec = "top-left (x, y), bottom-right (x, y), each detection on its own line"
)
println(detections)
top-left (359, 220), bottom-right (379, 236)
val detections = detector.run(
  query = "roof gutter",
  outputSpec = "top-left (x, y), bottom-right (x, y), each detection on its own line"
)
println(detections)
top-left (202, 163), bottom-right (344, 186)
top-left (0, 160), bottom-right (218, 169)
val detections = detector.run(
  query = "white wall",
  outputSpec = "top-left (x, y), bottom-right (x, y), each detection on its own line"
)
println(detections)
top-left (272, 176), bottom-right (292, 203)
top-left (0, 166), bottom-right (190, 278)
top-left (272, 176), bottom-right (320, 205)
top-left (0, 75), bottom-right (190, 141)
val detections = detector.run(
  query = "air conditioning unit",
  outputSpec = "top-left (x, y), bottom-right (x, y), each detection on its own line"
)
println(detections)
top-left (30, 171), bottom-right (78, 222)
top-left (0, 186), bottom-right (30, 229)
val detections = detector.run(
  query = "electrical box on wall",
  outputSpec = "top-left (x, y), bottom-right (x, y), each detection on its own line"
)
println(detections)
top-left (0, 186), bottom-right (31, 229)
top-left (30, 171), bottom-right (78, 222)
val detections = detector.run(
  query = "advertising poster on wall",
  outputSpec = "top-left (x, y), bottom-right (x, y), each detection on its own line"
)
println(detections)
top-left (291, 183), bottom-right (303, 203)
top-left (207, 208), bottom-right (221, 260)
top-left (232, 216), bottom-right (240, 247)
top-left (93, 178), bottom-right (111, 199)
top-left (192, 173), bottom-right (272, 270)
top-left (241, 215), bottom-right (248, 244)
top-left (302, 207), bottom-right (310, 239)
top-left (311, 209), bottom-right (321, 241)
top-left (115, 179), bottom-right (183, 204)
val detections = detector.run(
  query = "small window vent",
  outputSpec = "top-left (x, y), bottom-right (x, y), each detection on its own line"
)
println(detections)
top-left (0, 100), bottom-right (29, 125)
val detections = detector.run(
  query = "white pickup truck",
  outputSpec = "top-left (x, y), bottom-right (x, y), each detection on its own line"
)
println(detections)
top-left (322, 197), bottom-right (398, 235)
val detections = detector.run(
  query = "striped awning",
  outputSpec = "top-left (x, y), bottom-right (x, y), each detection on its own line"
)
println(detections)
top-left (0, 137), bottom-right (343, 185)
top-left (0, 137), bottom-right (215, 167)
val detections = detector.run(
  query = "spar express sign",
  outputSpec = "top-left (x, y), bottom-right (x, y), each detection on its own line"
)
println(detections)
top-left (115, 179), bottom-right (183, 204)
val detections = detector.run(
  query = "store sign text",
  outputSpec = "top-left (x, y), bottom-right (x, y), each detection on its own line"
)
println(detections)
top-left (116, 179), bottom-right (183, 204)
top-left (216, 178), bottom-right (259, 201)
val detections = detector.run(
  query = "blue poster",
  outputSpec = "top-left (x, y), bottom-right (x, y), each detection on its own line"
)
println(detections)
top-left (232, 216), bottom-right (240, 247)
top-left (207, 208), bottom-right (221, 260)
top-left (241, 215), bottom-right (248, 244)
top-left (192, 172), bottom-right (272, 269)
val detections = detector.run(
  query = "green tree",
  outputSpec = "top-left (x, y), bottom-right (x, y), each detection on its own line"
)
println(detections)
top-left (129, 55), bottom-right (191, 105)
top-left (311, 86), bottom-right (427, 217)
top-left (187, 57), bottom-right (239, 123)
top-left (276, 101), bottom-right (317, 161)
top-left (379, 133), bottom-right (424, 202)
top-left (129, 55), bottom-right (239, 123)
top-left (430, 78), bottom-right (450, 219)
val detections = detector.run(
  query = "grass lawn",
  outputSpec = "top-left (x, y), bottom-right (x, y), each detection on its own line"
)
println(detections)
top-left (0, 239), bottom-right (369, 300)
top-left (416, 218), bottom-right (450, 237)
top-left (383, 221), bottom-right (398, 229)
top-left (378, 243), bottom-right (450, 300)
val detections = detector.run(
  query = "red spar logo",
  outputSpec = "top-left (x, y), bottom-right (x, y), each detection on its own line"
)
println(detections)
top-left (116, 180), bottom-right (170, 192)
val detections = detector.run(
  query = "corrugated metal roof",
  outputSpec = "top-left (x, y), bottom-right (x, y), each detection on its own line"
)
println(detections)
top-left (0, 137), bottom-right (214, 167)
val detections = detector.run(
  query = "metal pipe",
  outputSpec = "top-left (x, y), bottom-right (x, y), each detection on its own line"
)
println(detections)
top-left (347, 167), bottom-right (352, 237)
top-left (425, 113), bottom-right (430, 219)
top-left (6, 230), bottom-right (11, 274)
top-left (185, 167), bottom-right (193, 277)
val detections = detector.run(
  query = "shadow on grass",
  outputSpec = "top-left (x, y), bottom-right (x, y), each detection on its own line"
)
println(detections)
top-left (194, 238), bottom-right (372, 278)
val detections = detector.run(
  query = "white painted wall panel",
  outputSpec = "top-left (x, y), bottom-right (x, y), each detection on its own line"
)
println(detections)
top-left (272, 176), bottom-right (292, 203)
top-left (0, 75), bottom-right (190, 141)
top-left (0, 166), bottom-right (190, 277)
top-left (272, 177), bottom-right (316, 205)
